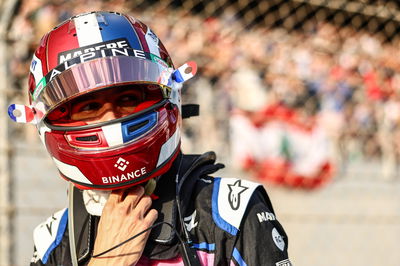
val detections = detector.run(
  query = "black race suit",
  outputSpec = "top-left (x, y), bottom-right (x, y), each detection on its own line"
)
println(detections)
top-left (30, 152), bottom-right (292, 266)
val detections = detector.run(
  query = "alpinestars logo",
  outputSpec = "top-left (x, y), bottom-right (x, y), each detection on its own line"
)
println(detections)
top-left (114, 157), bottom-right (129, 171)
top-left (228, 180), bottom-right (248, 210)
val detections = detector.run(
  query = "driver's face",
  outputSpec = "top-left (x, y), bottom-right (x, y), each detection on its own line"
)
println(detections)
top-left (70, 88), bottom-right (144, 124)
top-left (46, 84), bottom-right (165, 126)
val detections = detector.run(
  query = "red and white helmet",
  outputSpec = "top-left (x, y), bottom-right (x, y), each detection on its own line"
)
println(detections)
top-left (9, 11), bottom-right (197, 190)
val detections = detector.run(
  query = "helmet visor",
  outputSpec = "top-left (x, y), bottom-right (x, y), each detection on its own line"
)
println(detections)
top-left (46, 84), bottom-right (165, 126)
top-left (31, 55), bottom-right (173, 122)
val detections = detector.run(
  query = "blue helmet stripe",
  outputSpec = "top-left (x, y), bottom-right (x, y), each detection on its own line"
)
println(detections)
top-left (99, 13), bottom-right (142, 50)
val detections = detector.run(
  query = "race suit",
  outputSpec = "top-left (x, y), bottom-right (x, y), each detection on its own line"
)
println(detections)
top-left (30, 152), bottom-right (292, 266)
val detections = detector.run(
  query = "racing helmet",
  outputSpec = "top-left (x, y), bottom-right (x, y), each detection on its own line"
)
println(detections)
top-left (10, 11), bottom-right (197, 190)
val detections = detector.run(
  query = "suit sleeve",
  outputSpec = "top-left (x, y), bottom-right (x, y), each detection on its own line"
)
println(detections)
top-left (231, 188), bottom-right (292, 266)
top-left (30, 213), bottom-right (72, 266)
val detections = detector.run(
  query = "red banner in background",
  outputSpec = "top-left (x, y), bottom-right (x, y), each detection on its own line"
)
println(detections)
top-left (231, 104), bottom-right (335, 189)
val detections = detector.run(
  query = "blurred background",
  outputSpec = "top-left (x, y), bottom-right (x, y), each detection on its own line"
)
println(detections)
top-left (1, 0), bottom-right (400, 265)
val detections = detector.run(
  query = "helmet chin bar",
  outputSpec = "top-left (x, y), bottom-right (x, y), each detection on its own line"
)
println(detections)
top-left (58, 141), bottom-right (180, 190)
top-left (44, 103), bottom-right (181, 190)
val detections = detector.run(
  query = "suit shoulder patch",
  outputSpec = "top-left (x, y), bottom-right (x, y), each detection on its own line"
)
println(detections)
top-left (33, 208), bottom-right (68, 264)
top-left (212, 177), bottom-right (261, 235)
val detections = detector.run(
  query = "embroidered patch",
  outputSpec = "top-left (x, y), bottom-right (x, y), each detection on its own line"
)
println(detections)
top-left (227, 180), bottom-right (248, 210)
top-left (257, 211), bottom-right (276, 223)
top-left (276, 259), bottom-right (292, 266)
top-left (212, 178), bottom-right (261, 235)
top-left (272, 227), bottom-right (285, 251)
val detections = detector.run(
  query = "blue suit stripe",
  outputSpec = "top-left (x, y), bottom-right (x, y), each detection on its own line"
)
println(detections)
top-left (192, 242), bottom-right (216, 251)
top-left (42, 209), bottom-right (68, 264)
top-left (211, 178), bottom-right (238, 235)
top-left (232, 248), bottom-right (247, 266)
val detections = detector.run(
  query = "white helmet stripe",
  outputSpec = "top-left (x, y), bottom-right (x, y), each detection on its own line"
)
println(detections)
top-left (38, 124), bottom-right (51, 146)
top-left (74, 13), bottom-right (103, 46)
top-left (102, 123), bottom-right (124, 147)
top-left (30, 54), bottom-right (44, 87)
top-left (145, 28), bottom-right (160, 57)
top-left (157, 128), bottom-right (180, 167)
top-left (52, 157), bottom-right (92, 184)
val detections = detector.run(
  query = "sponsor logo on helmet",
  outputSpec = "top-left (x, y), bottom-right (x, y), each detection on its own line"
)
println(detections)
top-left (227, 180), bottom-right (248, 210)
top-left (42, 47), bottom-right (149, 89)
top-left (31, 60), bottom-right (38, 71)
top-left (276, 259), bottom-right (292, 266)
top-left (257, 211), bottom-right (276, 223)
top-left (272, 227), bottom-right (285, 251)
top-left (32, 77), bottom-right (47, 101)
top-left (150, 54), bottom-right (169, 69)
top-left (147, 29), bottom-right (159, 44)
top-left (58, 38), bottom-right (131, 64)
top-left (102, 167), bottom-right (147, 184)
top-left (114, 157), bottom-right (129, 171)
top-left (38, 46), bottom-right (169, 95)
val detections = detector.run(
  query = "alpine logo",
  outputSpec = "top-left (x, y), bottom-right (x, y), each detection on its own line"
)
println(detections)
top-left (227, 180), bottom-right (248, 210)
top-left (184, 210), bottom-right (198, 232)
top-left (114, 157), bottom-right (129, 171)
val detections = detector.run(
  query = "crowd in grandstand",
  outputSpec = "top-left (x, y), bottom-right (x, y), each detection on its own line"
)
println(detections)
top-left (7, 0), bottom-right (400, 185)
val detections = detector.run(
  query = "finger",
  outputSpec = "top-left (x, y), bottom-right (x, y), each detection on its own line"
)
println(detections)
top-left (108, 189), bottom-right (125, 203)
top-left (133, 195), bottom-right (153, 218)
top-left (101, 190), bottom-right (123, 212)
top-left (123, 186), bottom-right (145, 208)
top-left (144, 209), bottom-right (158, 225)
